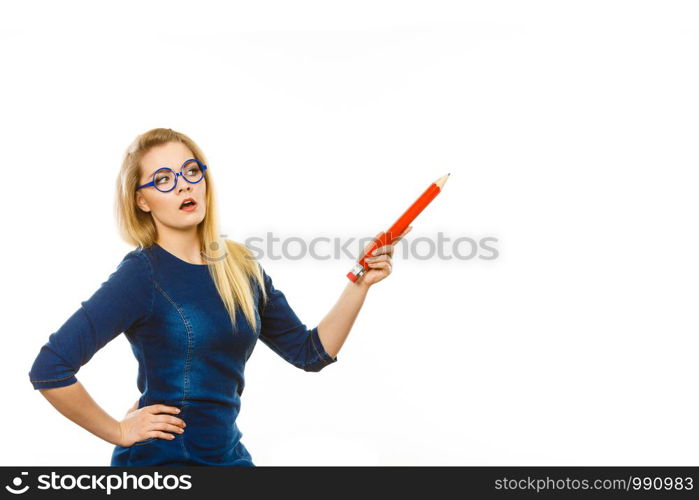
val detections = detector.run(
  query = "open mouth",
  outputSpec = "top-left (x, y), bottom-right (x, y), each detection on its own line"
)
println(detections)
top-left (180, 198), bottom-right (197, 211)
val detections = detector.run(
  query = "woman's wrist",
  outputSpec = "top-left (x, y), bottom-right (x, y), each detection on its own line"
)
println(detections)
top-left (108, 418), bottom-right (126, 447)
top-left (355, 277), bottom-right (372, 291)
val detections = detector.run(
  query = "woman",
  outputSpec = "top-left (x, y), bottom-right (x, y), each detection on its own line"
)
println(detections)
top-left (28, 127), bottom-right (411, 466)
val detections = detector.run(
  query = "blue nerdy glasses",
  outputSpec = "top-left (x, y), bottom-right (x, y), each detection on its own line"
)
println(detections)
top-left (136, 158), bottom-right (208, 193)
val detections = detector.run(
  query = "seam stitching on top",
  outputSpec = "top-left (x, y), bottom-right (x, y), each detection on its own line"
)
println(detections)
top-left (154, 282), bottom-right (193, 402)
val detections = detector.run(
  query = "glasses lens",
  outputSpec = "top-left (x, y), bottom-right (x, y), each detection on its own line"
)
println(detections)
top-left (154, 168), bottom-right (175, 192)
top-left (182, 160), bottom-right (204, 183)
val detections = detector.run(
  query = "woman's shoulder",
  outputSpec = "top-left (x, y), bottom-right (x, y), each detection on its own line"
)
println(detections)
top-left (122, 245), bottom-right (152, 265)
top-left (78, 246), bottom-right (155, 320)
top-left (109, 246), bottom-right (154, 284)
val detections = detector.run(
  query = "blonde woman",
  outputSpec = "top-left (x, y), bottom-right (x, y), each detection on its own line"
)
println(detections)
top-left (28, 127), bottom-right (412, 466)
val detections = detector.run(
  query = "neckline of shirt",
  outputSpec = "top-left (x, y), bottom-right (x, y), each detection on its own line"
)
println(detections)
top-left (151, 242), bottom-right (210, 268)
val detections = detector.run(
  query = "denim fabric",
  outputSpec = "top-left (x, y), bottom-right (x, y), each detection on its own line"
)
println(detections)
top-left (29, 242), bottom-right (337, 466)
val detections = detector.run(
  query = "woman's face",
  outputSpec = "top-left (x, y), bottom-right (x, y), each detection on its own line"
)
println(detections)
top-left (135, 141), bottom-right (207, 231)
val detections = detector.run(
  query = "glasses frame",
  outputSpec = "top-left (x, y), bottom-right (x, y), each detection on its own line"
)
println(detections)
top-left (136, 158), bottom-right (208, 193)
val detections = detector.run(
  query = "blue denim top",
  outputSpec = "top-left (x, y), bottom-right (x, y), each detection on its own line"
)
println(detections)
top-left (28, 242), bottom-right (337, 465)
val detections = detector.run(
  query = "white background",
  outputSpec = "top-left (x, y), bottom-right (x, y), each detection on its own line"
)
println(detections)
top-left (3, 0), bottom-right (698, 465)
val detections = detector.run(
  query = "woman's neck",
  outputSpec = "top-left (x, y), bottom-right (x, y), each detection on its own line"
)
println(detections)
top-left (156, 232), bottom-right (204, 265)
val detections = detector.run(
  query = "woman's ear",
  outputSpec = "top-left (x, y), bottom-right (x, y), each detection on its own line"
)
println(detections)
top-left (135, 192), bottom-right (151, 213)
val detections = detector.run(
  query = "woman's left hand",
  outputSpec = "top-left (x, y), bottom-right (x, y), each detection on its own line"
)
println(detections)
top-left (360, 225), bottom-right (413, 287)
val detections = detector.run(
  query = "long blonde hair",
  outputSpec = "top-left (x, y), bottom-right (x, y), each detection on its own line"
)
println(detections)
top-left (114, 127), bottom-right (266, 332)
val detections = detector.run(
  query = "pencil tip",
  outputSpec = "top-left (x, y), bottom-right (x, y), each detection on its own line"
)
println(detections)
top-left (435, 173), bottom-right (450, 188)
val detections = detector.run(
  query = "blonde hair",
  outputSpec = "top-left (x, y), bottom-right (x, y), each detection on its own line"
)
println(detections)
top-left (114, 127), bottom-right (266, 332)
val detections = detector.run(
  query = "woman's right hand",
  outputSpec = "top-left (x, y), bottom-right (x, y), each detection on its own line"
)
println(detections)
top-left (117, 401), bottom-right (186, 447)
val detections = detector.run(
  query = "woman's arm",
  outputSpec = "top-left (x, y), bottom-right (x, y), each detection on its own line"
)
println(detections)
top-left (39, 382), bottom-right (186, 447)
top-left (39, 382), bottom-right (123, 446)
top-left (28, 251), bottom-right (185, 446)
top-left (29, 251), bottom-right (154, 391)
top-left (316, 279), bottom-right (371, 359)
top-left (316, 226), bottom-right (412, 358)
top-left (255, 226), bottom-right (410, 371)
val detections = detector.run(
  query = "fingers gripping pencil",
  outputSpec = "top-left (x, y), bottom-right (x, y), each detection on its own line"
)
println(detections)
top-left (346, 173), bottom-right (451, 283)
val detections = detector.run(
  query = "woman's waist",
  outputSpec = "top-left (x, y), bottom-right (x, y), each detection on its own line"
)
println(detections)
top-left (140, 390), bottom-right (241, 408)
top-left (139, 395), bottom-right (241, 425)
top-left (136, 375), bottom-right (242, 401)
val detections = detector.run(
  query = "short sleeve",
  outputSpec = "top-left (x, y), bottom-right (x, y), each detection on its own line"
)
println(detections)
top-left (28, 251), bottom-right (154, 390)
top-left (257, 266), bottom-right (337, 372)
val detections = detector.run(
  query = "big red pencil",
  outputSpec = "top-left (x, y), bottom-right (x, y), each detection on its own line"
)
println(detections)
top-left (347, 173), bottom-right (451, 282)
